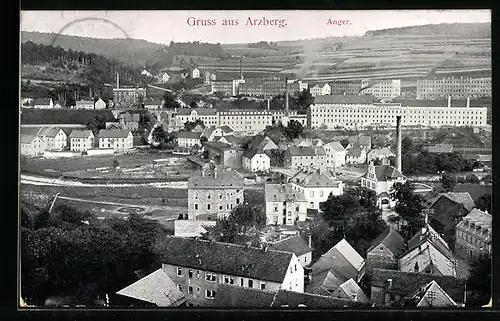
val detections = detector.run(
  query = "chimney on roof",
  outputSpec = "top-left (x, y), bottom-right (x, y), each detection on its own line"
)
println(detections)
top-left (467, 97), bottom-right (470, 108)
top-left (448, 96), bottom-right (451, 108)
top-left (395, 115), bottom-right (402, 173)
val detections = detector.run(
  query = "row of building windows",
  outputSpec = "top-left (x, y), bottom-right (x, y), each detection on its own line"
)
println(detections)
top-left (193, 202), bottom-right (237, 211)
top-left (175, 268), bottom-right (268, 292)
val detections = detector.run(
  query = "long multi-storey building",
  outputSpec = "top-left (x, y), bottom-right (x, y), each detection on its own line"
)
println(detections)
top-left (360, 79), bottom-right (401, 99)
top-left (308, 95), bottom-right (488, 129)
top-left (238, 78), bottom-right (288, 97)
top-left (417, 76), bottom-right (491, 99)
top-left (175, 108), bottom-right (219, 128)
top-left (211, 79), bottom-right (245, 97)
top-left (112, 87), bottom-right (146, 108)
top-left (329, 80), bottom-right (363, 96)
top-left (218, 110), bottom-right (273, 134)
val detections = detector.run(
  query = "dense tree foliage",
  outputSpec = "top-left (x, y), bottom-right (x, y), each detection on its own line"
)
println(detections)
top-left (467, 254), bottom-right (491, 306)
top-left (317, 187), bottom-right (387, 256)
top-left (167, 41), bottom-right (227, 58)
top-left (390, 181), bottom-right (425, 240)
top-left (441, 173), bottom-right (457, 192)
top-left (163, 92), bottom-right (181, 109)
top-left (281, 120), bottom-right (304, 140)
top-left (248, 41), bottom-right (279, 50)
top-left (184, 119), bottom-right (205, 132)
top-left (269, 149), bottom-right (286, 167)
top-left (21, 202), bottom-right (168, 307)
top-left (475, 193), bottom-right (492, 214)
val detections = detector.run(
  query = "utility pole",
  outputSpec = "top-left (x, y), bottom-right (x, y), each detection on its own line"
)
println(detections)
top-left (48, 192), bottom-right (60, 213)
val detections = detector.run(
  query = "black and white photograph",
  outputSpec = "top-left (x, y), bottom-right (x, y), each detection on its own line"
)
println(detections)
top-left (19, 10), bottom-right (492, 309)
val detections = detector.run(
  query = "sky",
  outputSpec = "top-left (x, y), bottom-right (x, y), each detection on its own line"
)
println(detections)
top-left (20, 10), bottom-right (490, 44)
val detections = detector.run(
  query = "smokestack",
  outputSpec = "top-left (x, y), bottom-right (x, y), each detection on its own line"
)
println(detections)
top-left (308, 234), bottom-right (312, 248)
top-left (267, 98), bottom-right (270, 111)
top-left (116, 73), bottom-right (120, 89)
top-left (396, 115), bottom-right (402, 173)
top-left (239, 58), bottom-right (243, 80)
top-left (467, 97), bottom-right (470, 108)
top-left (214, 166), bottom-right (218, 179)
top-left (285, 78), bottom-right (289, 114)
top-left (448, 95), bottom-right (451, 108)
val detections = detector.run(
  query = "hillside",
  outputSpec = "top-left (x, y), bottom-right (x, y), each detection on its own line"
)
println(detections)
top-left (21, 31), bottom-right (165, 67)
top-left (365, 23), bottom-right (490, 37)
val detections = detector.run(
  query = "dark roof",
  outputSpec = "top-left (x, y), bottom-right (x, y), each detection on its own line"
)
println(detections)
top-left (33, 98), bottom-right (52, 105)
top-left (177, 131), bottom-right (202, 140)
top-left (213, 284), bottom-right (276, 307)
top-left (290, 169), bottom-right (341, 188)
top-left (406, 224), bottom-right (454, 261)
top-left (98, 129), bottom-right (131, 138)
top-left (203, 141), bottom-right (240, 152)
top-left (265, 184), bottom-right (307, 203)
top-left (347, 147), bottom-right (363, 157)
top-left (188, 166), bottom-right (244, 189)
top-left (367, 227), bottom-right (405, 257)
top-left (242, 149), bottom-right (261, 159)
top-left (69, 129), bottom-right (94, 138)
top-left (314, 95), bottom-right (374, 105)
top-left (219, 125), bottom-right (233, 133)
top-left (434, 192), bottom-right (475, 212)
top-left (287, 146), bottom-right (316, 157)
top-left (370, 268), bottom-right (466, 304)
top-left (155, 237), bottom-right (294, 283)
top-left (364, 165), bottom-right (405, 181)
top-left (270, 235), bottom-right (312, 257)
top-left (453, 184), bottom-right (492, 202)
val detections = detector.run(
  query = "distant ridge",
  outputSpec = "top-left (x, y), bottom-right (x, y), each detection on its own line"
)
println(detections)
top-left (364, 22), bottom-right (490, 38)
top-left (21, 31), bottom-right (166, 67)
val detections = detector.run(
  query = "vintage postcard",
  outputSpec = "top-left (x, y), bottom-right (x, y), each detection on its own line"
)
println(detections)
top-left (19, 10), bottom-right (491, 309)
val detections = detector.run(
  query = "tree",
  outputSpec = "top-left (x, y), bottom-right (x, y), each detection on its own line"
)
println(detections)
top-left (467, 254), bottom-right (491, 306)
top-left (296, 90), bottom-right (313, 114)
top-left (269, 149), bottom-right (285, 167)
top-left (190, 100), bottom-right (198, 109)
top-left (184, 119), bottom-right (204, 132)
top-left (441, 173), bottom-right (457, 192)
top-left (320, 193), bottom-right (359, 226)
top-left (151, 126), bottom-right (167, 144)
top-left (283, 120), bottom-right (304, 140)
top-left (163, 92), bottom-right (180, 109)
top-left (112, 159), bottom-right (120, 170)
top-left (201, 150), bottom-right (209, 159)
top-left (200, 136), bottom-right (208, 144)
top-left (475, 193), bottom-right (492, 214)
top-left (390, 181), bottom-right (425, 240)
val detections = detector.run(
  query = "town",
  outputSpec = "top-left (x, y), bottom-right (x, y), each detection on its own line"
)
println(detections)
top-left (19, 13), bottom-right (492, 309)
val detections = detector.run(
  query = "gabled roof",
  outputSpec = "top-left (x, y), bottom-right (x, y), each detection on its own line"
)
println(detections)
top-left (20, 134), bottom-right (41, 144)
top-left (336, 278), bottom-right (370, 303)
top-left (98, 129), bottom-right (131, 139)
top-left (203, 141), bottom-right (242, 152)
top-left (272, 290), bottom-right (371, 308)
top-left (220, 135), bottom-right (244, 146)
top-left (407, 224), bottom-right (454, 260)
top-left (213, 284), bottom-right (276, 307)
top-left (364, 165), bottom-right (405, 182)
top-left (396, 280), bottom-right (458, 307)
top-left (188, 166), bottom-right (244, 189)
top-left (249, 135), bottom-right (279, 151)
top-left (314, 95), bottom-right (373, 105)
top-left (290, 169), bottom-right (341, 188)
top-left (431, 192), bottom-right (475, 213)
top-left (265, 184), bottom-right (307, 203)
top-left (219, 125), bottom-right (233, 133)
top-left (177, 131), bottom-right (202, 140)
top-left (368, 147), bottom-right (394, 158)
top-left (309, 239), bottom-right (364, 292)
top-left (370, 268), bottom-right (465, 304)
top-left (119, 113), bottom-right (140, 122)
top-left (367, 227), bottom-right (405, 257)
top-left (69, 129), bottom-right (94, 138)
top-left (325, 142), bottom-right (345, 152)
top-left (116, 268), bottom-right (186, 307)
top-left (243, 149), bottom-right (269, 159)
top-left (154, 237), bottom-right (294, 283)
top-left (457, 208), bottom-right (491, 232)
top-left (269, 235), bottom-right (312, 257)
top-left (347, 147), bottom-right (363, 158)
top-left (38, 127), bottom-right (63, 137)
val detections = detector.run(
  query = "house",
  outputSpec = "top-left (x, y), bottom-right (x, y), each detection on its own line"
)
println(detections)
top-left (369, 268), bottom-right (466, 307)
top-left (38, 127), bottom-right (68, 151)
top-left (94, 98), bottom-right (107, 110)
top-left (248, 135), bottom-right (278, 151)
top-left (201, 126), bottom-right (234, 141)
top-left (202, 141), bottom-right (244, 168)
top-left (366, 227), bottom-right (405, 271)
top-left (427, 192), bottom-right (475, 245)
top-left (69, 130), bottom-right (94, 152)
top-left (53, 102), bottom-right (63, 109)
top-left (367, 148), bottom-right (395, 164)
top-left (284, 146), bottom-right (326, 172)
top-left (360, 163), bottom-right (406, 209)
top-left (306, 239), bottom-right (365, 296)
top-left (394, 280), bottom-right (460, 307)
top-left (324, 142), bottom-right (346, 168)
top-left (242, 150), bottom-right (271, 172)
top-left (20, 134), bottom-right (46, 157)
top-left (157, 71), bottom-right (170, 83)
top-left (153, 237), bottom-right (304, 307)
top-left (75, 100), bottom-right (95, 110)
top-left (192, 68), bottom-right (201, 79)
top-left (288, 168), bottom-right (344, 210)
top-left (116, 269), bottom-right (186, 307)
top-left (33, 98), bottom-right (54, 109)
top-left (187, 165), bottom-right (244, 220)
top-left (105, 122), bottom-right (121, 130)
top-left (329, 278), bottom-right (370, 303)
top-left (216, 135), bottom-right (243, 147)
top-left (144, 98), bottom-right (164, 109)
top-left (213, 285), bottom-right (370, 308)
top-left (264, 184), bottom-right (308, 226)
top-left (455, 208), bottom-right (491, 260)
top-left (204, 71), bottom-right (216, 84)
top-left (118, 113), bottom-right (140, 131)
top-left (176, 131), bottom-right (202, 148)
top-left (269, 235), bottom-right (312, 267)
top-left (97, 129), bottom-right (134, 151)
top-left (295, 138), bottom-right (324, 148)
top-left (398, 220), bottom-right (458, 277)
top-left (310, 83), bottom-right (331, 97)
top-left (345, 146), bottom-right (367, 164)
top-left (427, 144), bottom-right (454, 154)
top-left (173, 220), bottom-right (217, 238)
top-left (192, 124), bottom-right (206, 133)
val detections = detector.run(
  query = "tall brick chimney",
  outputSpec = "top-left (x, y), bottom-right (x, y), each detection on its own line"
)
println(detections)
top-left (396, 115), bottom-right (402, 172)
top-left (285, 78), bottom-right (289, 115)
top-left (116, 73), bottom-right (120, 89)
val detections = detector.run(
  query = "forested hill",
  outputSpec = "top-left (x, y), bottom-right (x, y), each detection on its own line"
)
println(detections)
top-left (21, 41), bottom-right (143, 88)
top-left (364, 23), bottom-right (490, 37)
top-left (21, 31), bottom-right (165, 67)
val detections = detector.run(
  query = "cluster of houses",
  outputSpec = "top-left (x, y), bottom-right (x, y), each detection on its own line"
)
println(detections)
top-left (21, 97), bottom-right (107, 110)
top-left (116, 201), bottom-right (490, 308)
